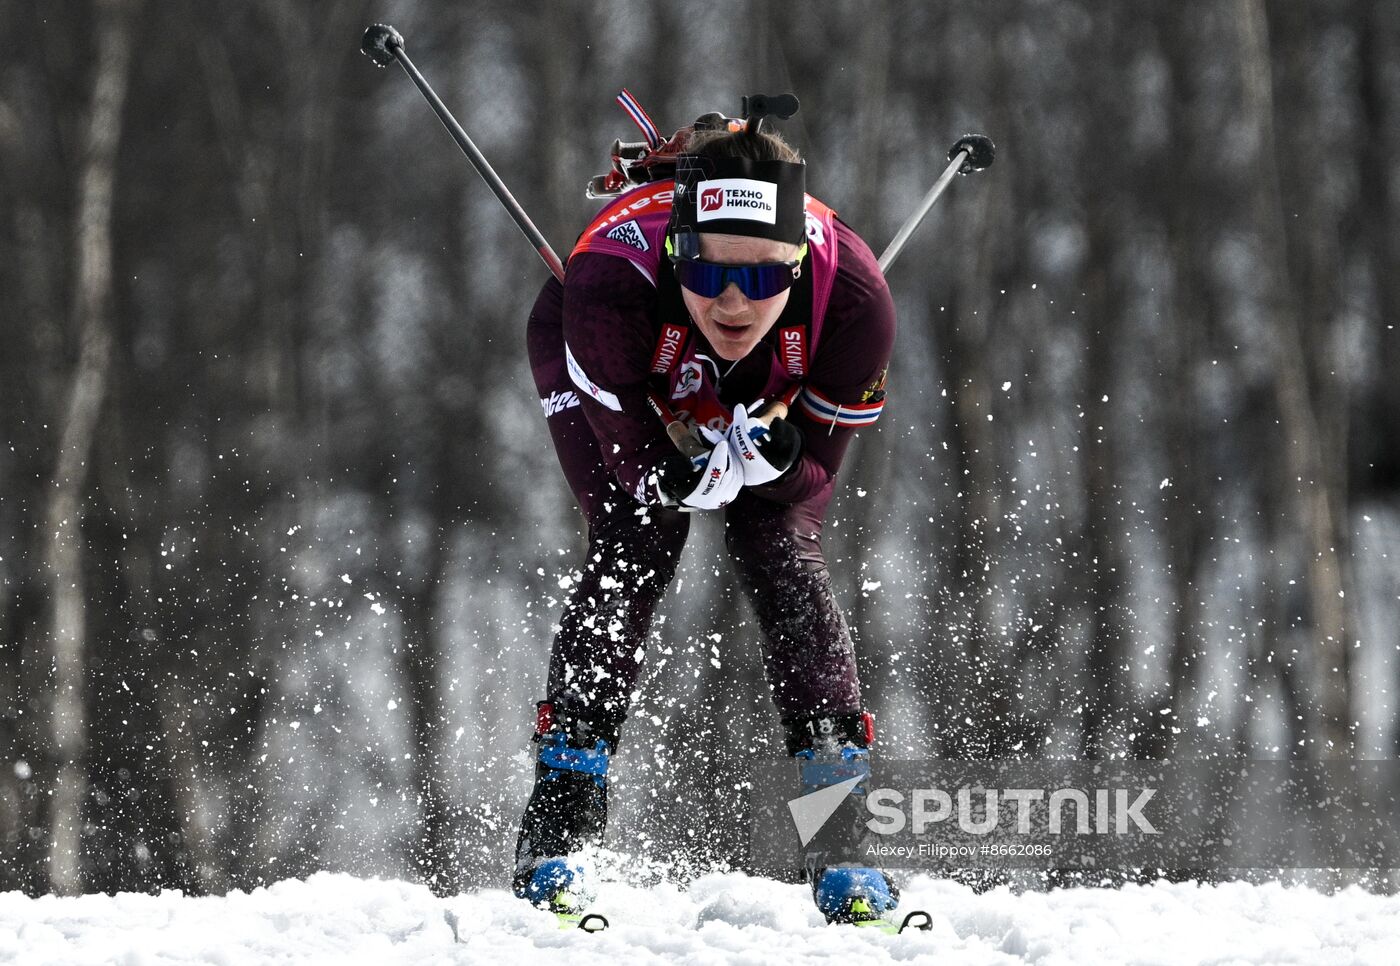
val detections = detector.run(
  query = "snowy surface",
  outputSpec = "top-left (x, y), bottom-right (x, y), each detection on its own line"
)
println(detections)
top-left (3, 871), bottom-right (1398, 965)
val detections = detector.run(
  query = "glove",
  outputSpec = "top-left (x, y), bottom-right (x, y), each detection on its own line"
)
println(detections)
top-left (685, 425), bottom-right (746, 508)
top-left (726, 401), bottom-right (803, 487)
top-left (650, 426), bottom-right (744, 510)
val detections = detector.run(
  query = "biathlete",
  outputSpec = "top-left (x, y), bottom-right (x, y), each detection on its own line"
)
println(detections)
top-left (516, 93), bottom-right (898, 925)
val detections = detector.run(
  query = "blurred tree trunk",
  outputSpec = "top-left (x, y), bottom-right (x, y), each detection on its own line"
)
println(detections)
top-left (1070, 6), bottom-right (1138, 759)
top-left (929, 5), bottom-right (1024, 759)
top-left (0, 585), bottom-right (44, 891)
top-left (157, 683), bottom-right (221, 894)
top-left (4, 11), bottom-right (82, 893)
top-left (1356, 0), bottom-right (1400, 505)
top-left (40, 0), bottom-right (140, 895)
top-left (1142, 4), bottom-right (1217, 758)
top-left (1236, 0), bottom-right (1354, 756)
top-left (1355, 0), bottom-right (1400, 756)
top-left (400, 520), bottom-right (455, 893)
top-left (1076, 242), bottom-right (1131, 759)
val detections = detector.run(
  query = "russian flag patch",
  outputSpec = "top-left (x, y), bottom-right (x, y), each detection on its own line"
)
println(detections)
top-left (798, 385), bottom-right (885, 428)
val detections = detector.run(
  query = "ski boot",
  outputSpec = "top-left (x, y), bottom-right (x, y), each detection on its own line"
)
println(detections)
top-left (785, 710), bottom-right (906, 927)
top-left (512, 696), bottom-right (623, 922)
top-left (812, 866), bottom-right (900, 925)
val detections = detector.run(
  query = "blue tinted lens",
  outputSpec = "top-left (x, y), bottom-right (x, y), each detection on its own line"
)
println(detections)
top-left (673, 259), bottom-right (797, 300)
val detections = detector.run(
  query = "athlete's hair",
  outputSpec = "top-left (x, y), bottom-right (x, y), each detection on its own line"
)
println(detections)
top-left (683, 126), bottom-right (802, 163)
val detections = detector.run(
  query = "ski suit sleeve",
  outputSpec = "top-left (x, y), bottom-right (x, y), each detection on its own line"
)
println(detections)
top-left (748, 220), bottom-right (896, 504)
top-left (561, 252), bottom-right (676, 503)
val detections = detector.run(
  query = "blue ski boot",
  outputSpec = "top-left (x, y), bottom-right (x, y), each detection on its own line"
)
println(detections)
top-left (785, 711), bottom-right (904, 926)
top-left (516, 856), bottom-right (596, 917)
top-left (512, 697), bottom-right (622, 920)
top-left (812, 866), bottom-right (900, 925)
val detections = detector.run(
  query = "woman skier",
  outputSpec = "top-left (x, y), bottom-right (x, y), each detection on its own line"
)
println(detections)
top-left (516, 95), bottom-right (898, 925)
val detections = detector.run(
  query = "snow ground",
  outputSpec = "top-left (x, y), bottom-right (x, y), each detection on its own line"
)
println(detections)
top-left (2, 870), bottom-right (1397, 966)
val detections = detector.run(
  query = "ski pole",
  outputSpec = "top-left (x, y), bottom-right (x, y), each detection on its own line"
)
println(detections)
top-left (361, 24), bottom-right (565, 281)
top-left (361, 24), bottom-right (706, 459)
top-left (877, 134), bottom-right (995, 274)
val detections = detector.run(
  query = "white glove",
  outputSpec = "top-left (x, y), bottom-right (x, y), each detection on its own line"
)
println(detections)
top-left (679, 425), bottom-right (745, 510)
top-left (725, 402), bottom-right (787, 487)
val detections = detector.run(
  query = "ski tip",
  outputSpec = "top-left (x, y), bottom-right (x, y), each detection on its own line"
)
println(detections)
top-left (553, 910), bottom-right (609, 933)
top-left (578, 912), bottom-right (610, 933)
top-left (898, 910), bottom-right (933, 934)
top-left (843, 910), bottom-right (934, 935)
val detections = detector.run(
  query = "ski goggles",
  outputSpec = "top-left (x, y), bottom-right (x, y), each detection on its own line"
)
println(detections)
top-left (666, 238), bottom-right (808, 301)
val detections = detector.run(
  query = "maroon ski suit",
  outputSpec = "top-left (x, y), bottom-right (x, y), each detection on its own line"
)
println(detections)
top-left (525, 180), bottom-right (895, 733)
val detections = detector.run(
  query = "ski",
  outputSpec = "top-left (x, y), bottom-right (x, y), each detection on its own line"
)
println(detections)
top-left (848, 908), bottom-right (933, 935)
top-left (542, 902), bottom-right (930, 935)
top-left (554, 909), bottom-right (609, 932)
top-left (546, 888), bottom-right (609, 931)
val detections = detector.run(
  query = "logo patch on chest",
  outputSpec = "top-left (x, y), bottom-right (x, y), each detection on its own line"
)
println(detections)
top-left (672, 361), bottom-right (704, 400)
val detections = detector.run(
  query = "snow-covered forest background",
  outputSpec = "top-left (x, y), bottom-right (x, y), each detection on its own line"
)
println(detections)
top-left (2, 0), bottom-right (1398, 899)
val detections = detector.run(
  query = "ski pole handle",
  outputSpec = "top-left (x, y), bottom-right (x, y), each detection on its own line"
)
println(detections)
top-left (647, 391), bottom-right (708, 460)
top-left (877, 134), bottom-right (995, 274)
top-left (750, 383), bottom-right (804, 435)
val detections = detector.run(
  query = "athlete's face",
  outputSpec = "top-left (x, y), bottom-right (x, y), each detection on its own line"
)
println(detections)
top-left (679, 234), bottom-right (803, 362)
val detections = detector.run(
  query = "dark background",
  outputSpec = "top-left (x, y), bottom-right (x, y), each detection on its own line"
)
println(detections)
top-left (2, 0), bottom-right (1397, 896)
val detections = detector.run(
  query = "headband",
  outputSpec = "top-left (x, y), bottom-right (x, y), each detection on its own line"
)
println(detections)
top-left (668, 154), bottom-right (807, 254)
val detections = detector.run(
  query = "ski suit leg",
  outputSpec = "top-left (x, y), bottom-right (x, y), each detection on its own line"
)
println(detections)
top-left (724, 486), bottom-right (892, 923)
top-left (527, 277), bottom-right (689, 720)
top-left (722, 484), bottom-right (864, 719)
